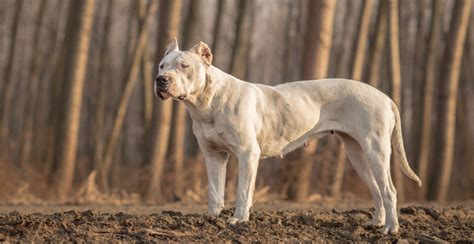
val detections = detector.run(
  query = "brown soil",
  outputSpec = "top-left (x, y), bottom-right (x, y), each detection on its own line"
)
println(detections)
top-left (0, 203), bottom-right (472, 242)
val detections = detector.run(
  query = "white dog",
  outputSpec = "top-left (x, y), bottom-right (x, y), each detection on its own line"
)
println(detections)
top-left (154, 39), bottom-right (421, 235)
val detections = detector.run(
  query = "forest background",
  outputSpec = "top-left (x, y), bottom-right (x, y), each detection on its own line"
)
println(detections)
top-left (0, 0), bottom-right (472, 205)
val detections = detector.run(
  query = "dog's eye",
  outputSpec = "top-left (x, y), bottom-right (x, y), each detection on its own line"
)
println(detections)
top-left (159, 64), bottom-right (164, 69)
top-left (181, 63), bottom-right (189, 69)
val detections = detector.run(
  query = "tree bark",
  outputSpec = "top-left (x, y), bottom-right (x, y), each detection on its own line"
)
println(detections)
top-left (288, 0), bottom-right (337, 202)
top-left (367, 0), bottom-right (388, 87)
top-left (409, 0), bottom-right (430, 171)
top-left (352, 0), bottom-right (374, 81)
top-left (211, 0), bottom-right (225, 57)
top-left (140, 0), bottom-right (154, 131)
top-left (417, 0), bottom-right (443, 198)
top-left (51, 0), bottom-right (96, 201)
top-left (429, 0), bottom-right (472, 201)
top-left (44, 0), bottom-right (71, 175)
top-left (0, 0), bottom-right (23, 146)
top-left (230, 0), bottom-right (253, 79)
top-left (171, 103), bottom-right (186, 198)
top-left (146, 0), bottom-right (183, 203)
top-left (142, 48), bottom-right (154, 130)
top-left (93, 0), bottom-right (113, 180)
top-left (387, 0), bottom-right (405, 202)
top-left (99, 1), bottom-right (158, 192)
top-left (20, 0), bottom-right (47, 167)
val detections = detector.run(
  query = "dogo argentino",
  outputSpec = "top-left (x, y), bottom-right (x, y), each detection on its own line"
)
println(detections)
top-left (154, 38), bottom-right (422, 235)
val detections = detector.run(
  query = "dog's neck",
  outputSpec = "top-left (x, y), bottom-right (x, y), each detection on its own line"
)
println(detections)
top-left (183, 65), bottom-right (233, 122)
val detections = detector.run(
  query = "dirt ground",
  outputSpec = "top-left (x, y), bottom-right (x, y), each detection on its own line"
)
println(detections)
top-left (0, 201), bottom-right (472, 242)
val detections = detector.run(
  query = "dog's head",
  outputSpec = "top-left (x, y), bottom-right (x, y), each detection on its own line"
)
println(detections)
top-left (154, 38), bottom-right (212, 101)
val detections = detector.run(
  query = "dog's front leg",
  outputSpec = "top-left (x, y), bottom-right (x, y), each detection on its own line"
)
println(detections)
top-left (228, 150), bottom-right (260, 224)
top-left (202, 147), bottom-right (229, 217)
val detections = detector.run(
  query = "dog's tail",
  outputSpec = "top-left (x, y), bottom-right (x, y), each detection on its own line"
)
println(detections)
top-left (390, 102), bottom-right (422, 187)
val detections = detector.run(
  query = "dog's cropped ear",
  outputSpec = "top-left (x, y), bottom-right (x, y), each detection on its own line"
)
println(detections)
top-left (190, 41), bottom-right (213, 65)
top-left (164, 37), bottom-right (179, 56)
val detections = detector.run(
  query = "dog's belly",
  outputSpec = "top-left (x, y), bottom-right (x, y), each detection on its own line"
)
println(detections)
top-left (255, 85), bottom-right (325, 158)
top-left (259, 127), bottom-right (329, 158)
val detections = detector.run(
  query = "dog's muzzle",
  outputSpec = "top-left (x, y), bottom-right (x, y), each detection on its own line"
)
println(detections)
top-left (154, 75), bottom-right (170, 100)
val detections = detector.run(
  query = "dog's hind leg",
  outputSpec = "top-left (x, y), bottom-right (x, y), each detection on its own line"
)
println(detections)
top-left (364, 136), bottom-right (399, 235)
top-left (337, 133), bottom-right (385, 227)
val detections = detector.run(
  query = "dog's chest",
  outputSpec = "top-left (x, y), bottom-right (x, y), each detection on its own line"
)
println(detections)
top-left (194, 120), bottom-right (232, 151)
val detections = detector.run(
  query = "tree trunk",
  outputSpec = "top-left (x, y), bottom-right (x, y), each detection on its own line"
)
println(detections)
top-left (417, 0), bottom-right (443, 198)
top-left (183, 0), bottom-right (203, 49)
top-left (230, 0), bottom-right (253, 79)
top-left (140, 0), bottom-right (154, 131)
top-left (93, 0), bottom-right (113, 179)
top-left (331, 0), bottom-right (374, 198)
top-left (0, 0), bottom-right (23, 147)
top-left (211, 0), bottom-right (226, 59)
top-left (51, 0), bottom-right (96, 201)
top-left (429, 0), bottom-right (472, 201)
top-left (387, 0), bottom-right (405, 202)
top-left (44, 0), bottom-right (71, 175)
top-left (142, 48), bottom-right (154, 130)
top-left (20, 0), bottom-right (47, 168)
top-left (170, 102), bottom-right (186, 198)
top-left (409, 0), bottom-right (430, 173)
top-left (146, 0), bottom-right (183, 203)
top-left (352, 0), bottom-right (374, 81)
top-left (367, 0), bottom-right (388, 87)
top-left (99, 1), bottom-right (158, 192)
top-left (287, 0), bottom-right (337, 202)
top-left (32, 0), bottom-right (64, 164)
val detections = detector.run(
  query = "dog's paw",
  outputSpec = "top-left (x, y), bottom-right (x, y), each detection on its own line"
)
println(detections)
top-left (208, 208), bottom-right (223, 218)
top-left (363, 218), bottom-right (385, 228)
top-left (226, 217), bottom-right (240, 225)
top-left (380, 223), bottom-right (399, 235)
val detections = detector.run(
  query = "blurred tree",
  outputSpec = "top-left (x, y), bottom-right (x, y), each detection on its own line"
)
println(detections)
top-left (99, 0), bottom-right (158, 193)
top-left (367, 0), bottom-right (388, 87)
top-left (409, 0), bottom-right (431, 171)
top-left (45, 0), bottom-right (71, 173)
top-left (0, 0), bottom-right (23, 148)
top-left (230, 0), bottom-right (253, 79)
top-left (146, 0), bottom-right (183, 203)
top-left (0, 0), bottom-right (472, 203)
top-left (20, 0), bottom-right (47, 168)
top-left (51, 0), bottom-right (96, 201)
top-left (417, 0), bottom-right (443, 198)
top-left (288, 0), bottom-right (337, 202)
top-left (430, 0), bottom-right (472, 201)
top-left (94, 0), bottom-right (113, 182)
top-left (211, 0), bottom-right (225, 58)
top-left (387, 0), bottom-right (405, 201)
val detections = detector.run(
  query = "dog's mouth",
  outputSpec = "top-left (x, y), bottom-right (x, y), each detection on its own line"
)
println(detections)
top-left (154, 83), bottom-right (171, 100)
top-left (157, 90), bottom-right (171, 100)
top-left (154, 88), bottom-right (186, 101)
top-left (154, 88), bottom-right (170, 100)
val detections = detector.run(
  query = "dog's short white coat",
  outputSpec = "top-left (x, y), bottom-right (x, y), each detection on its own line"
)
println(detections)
top-left (155, 39), bottom-right (422, 235)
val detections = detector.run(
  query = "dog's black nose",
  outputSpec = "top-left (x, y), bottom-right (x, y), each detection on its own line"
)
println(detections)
top-left (156, 75), bottom-right (170, 86)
